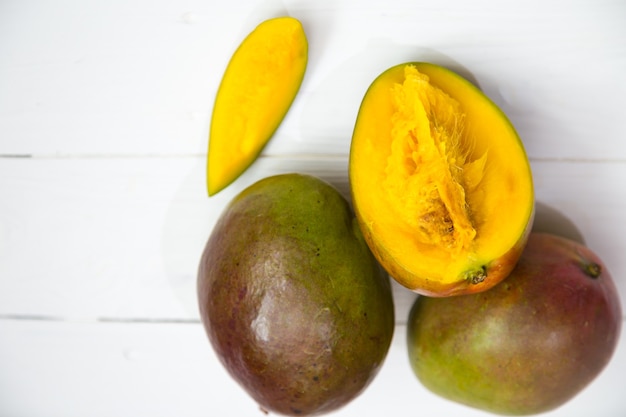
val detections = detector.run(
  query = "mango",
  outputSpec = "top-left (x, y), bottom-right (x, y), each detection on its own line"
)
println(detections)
top-left (197, 173), bottom-right (395, 416)
top-left (349, 62), bottom-right (534, 296)
top-left (407, 233), bottom-right (622, 415)
top-left (207, 17), bottom-right (308, 195)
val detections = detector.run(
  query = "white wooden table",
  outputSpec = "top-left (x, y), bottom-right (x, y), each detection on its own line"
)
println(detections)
top-left (1, 1), bottom-right (625, 416)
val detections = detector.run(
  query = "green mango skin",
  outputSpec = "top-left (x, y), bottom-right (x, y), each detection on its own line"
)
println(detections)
top-left (198, 173), bottom-right (395, 416)
top-left (407, 233), bottom-right (622, 415)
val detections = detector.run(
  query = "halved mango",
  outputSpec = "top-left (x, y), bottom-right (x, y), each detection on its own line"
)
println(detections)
top-left (349, 63), bottom-right (534, 296)
top-left (207, 17), bottom-right (308, 196)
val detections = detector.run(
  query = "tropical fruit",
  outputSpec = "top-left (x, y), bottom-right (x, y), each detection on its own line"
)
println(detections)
top-left (406, 233), bottom-right (622, 415)
top-left (198, 173), bottom-right (395, 416)
top-left (207, 17), bottom-right (308, 195)
top-left (349, 62), bottom-right (534, 296)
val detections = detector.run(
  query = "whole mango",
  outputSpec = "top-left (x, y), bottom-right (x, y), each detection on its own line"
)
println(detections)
top-left (407, 232), bottom-right (622, 415)
top-left (198, 173), bottom-right (395, 416)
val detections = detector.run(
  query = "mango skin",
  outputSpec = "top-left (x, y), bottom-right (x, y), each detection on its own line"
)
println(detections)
top-left (407, 233), bottom-right (622, 415)
top-left (198, 173), bottom-right (395, 416)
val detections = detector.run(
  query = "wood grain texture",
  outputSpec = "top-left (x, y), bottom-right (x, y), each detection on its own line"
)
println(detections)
top-left (1, 0), bottom-right (625, 415)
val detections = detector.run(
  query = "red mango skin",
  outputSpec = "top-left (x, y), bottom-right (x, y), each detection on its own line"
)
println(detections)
top-left (407, 233), bottom-right (622, 415)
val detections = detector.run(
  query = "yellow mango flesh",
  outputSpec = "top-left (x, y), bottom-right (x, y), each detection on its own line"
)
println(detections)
top-left (207, 17), bottom-right (308, 196)
top-left (350, 63), bottom-right (534, 296)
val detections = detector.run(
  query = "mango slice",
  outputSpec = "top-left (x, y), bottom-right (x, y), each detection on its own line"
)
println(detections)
top-left (349, 63), bottom-right (534, 296)
top-left (207, 17), bottom-right (308, 196)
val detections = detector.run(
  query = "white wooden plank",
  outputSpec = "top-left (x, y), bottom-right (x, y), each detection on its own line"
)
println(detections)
top-left (0, 156), bottom-right (353, 320)
top-left (1, 0), bottom-right (624, 160)
top-left (1, 318), bottom-right (624, 417)
top-left (0, 156), bottom-right (203, 319)
top-left (1, 156), bottom-right (625, 321)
